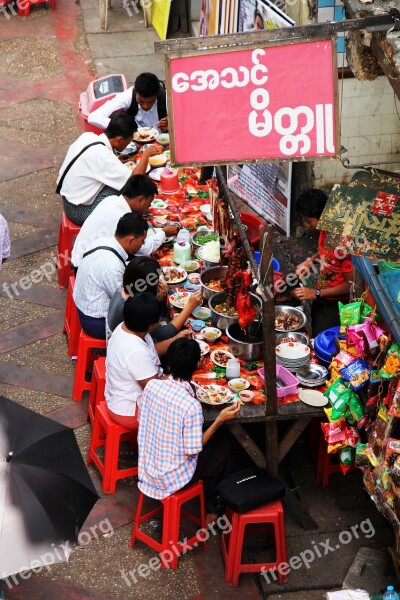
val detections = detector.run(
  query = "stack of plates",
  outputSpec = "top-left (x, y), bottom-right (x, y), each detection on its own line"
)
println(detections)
top-left (275, 342), bottom-right (310, 372)
top-left (296, 363), bottom-right (328, 388)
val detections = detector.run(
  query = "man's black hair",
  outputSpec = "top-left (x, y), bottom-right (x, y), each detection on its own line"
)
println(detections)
top-left (115, 212), bottom-right (148, 238)
top-left (167, 338), bottom-right (201, 381)
top-left (121, 175), bottom-right (158, 200)
top-left (134, 72), bottom-right (160, 98)
top-left (123, 292), bottom-right (161, 332)
top-left (105, 113), bottom-right (137, 139)
top-left (123, 256), bottom-right (161, 296)
top-left (296, 188), bottom-right (328, 219)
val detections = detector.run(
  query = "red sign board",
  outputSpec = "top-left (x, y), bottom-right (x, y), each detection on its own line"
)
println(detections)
top-left (167, 38), bottom-right (339, 166)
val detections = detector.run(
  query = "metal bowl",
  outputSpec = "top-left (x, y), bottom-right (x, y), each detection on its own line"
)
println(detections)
top-left (227, 321), bottom-right (263, 361)
top-left (275, 331), bottom-right (308, 345)
top-left (191, 229), bottom-right (217, 252)
top-left (208, 292), bottom-right (261, 332)
top-left (199, 266), bottom-right (227, 300)
top-left (274, 306), bottom-right (307, 332)
top-left (197, 245), bottom-right (221, 270)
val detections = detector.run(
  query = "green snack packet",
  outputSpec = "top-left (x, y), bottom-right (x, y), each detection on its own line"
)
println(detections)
top-left (324, 378), bottom-right (348, 402)
top-left (355, 443), bottom-right (369, 467)
top-left (349, 392), bottom-right (364, 422)
top-left (360, 302), bottom-right (377, 321)
top-left (370, 370), bottom-right (382, 383)
top-left (340, 446), bottom-right (355, 467)
top-left (331, 389), bottom-right (352, 420)
top-left (339, 301), bottom-right (362, 333)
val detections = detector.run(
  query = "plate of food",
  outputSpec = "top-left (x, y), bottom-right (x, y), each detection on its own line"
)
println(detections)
top-left (151, 198), bottom-right (167, 209)
top-left (126, 160), bottom-right (151, 174)
top-left (149, 153), bottom-right (168, 168)
top-left (210, 349), bottom-right (235, 368)
top-left (169, 291), bottom-right (191, 310)
top-left (196, 384), bottom-right (233, 406)
top-left (133, 127), bottom-right (159, 143)
top-left (196, 340), bottom-right (210, 356)
top-left (162, 266), bottom-right (187, 285)
top-left (228, 378), bottom-right (250, 392)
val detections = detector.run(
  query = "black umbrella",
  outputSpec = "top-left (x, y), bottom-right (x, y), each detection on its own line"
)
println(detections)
top-left (0, 396), bottom-right (99, 578)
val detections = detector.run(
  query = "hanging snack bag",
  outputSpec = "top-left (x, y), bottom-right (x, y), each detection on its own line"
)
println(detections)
top-left (324, 378), bottom-right (349, 403)
top-left (338, 301), bottom-right (362, 333)
top-left (321, 419), bottom-right (348, 453)
top-left (385, 438), bottom-right (400, 467)
top-left (340, 358), bottom-right (372, 391)
top-left (355, 443), bottom-right (369, 468)
top-left (389, 380), bottom-right (400, 418)
top-left (331, 389), bottom-right (353, 421)
top-left (360, 302), bottom-right (376, 321)
top-left (349, 392), bottom-right (364, 422)
top-left (380, 344), bottom-right (400, 379)
top-left (330, 350), bottom-right (356, 372)
top-left (346, 330), bottom-right (366, 356)
top-left (339, 446), bottom-right (356, 474)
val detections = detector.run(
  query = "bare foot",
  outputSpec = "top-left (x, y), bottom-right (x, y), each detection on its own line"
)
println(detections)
top-left (206, 512), bottom-right (218, 526)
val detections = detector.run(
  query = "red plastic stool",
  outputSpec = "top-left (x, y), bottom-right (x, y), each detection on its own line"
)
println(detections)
top-left (63, 275), bottom-right (81, 357)
top-left (72, 330), bottom-right (106, 402)
top-left (316, 434), bottom-right (343, 487)
top-left (221, 499), bottom-right (287, 587)
top-left (88, 357), bottom-right (106, 423)
top-left (130, 480), bottom-right (207, 570)
top-left (87, 402), bottom-right (138, 493)
top-left (57, 212), bottom-right (80, 289)
top-left (18, 0), bottom-right (55, 16)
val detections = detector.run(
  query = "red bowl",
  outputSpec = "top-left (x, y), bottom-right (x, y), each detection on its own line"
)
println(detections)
top-left (239, 211), bottom-right (265, 250)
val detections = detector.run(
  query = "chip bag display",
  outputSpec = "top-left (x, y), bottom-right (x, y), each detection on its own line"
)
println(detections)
top-left (340, 446), bottom-right (356, 474)
top-left (339, 301), bottom-right (362, 332)
top-left (340, 358), bottom-right (372, 390)
top-left (380, 344), bottom-right (400, 379)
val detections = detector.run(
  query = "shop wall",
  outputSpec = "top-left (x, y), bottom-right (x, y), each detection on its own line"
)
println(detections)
top-left (314, 75), bottom-right (400, 187)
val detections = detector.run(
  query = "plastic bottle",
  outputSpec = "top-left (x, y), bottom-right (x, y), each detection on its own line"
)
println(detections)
top-left (176, 228), bottom-right (191, 245)
top-left (383, 585), bottom-right (400, 600)
top-left (226, 358), bottom-right (240, 380)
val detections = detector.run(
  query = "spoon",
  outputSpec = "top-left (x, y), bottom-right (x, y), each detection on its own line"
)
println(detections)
top-left (190, 381), bottom-right (209, 395)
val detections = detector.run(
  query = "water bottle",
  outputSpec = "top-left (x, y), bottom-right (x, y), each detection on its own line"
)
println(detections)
top-left (383, 585), bottom-right (400, 600)
top-left (226, 358), bottom-right (240, 380)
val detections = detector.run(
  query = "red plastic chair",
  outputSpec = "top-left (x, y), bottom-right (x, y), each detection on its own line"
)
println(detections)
top-left (221, 499), bottom-right (287, 587)
top-left (57, 212), bottom-right (80, 289)
top-left (63, 275), bottom-right (81, 358)
top-left (72, 330), bottom-right (106, 402)
top-left (88, 357), bottom-right (106, 424)
top-left (87, 402), bottom-right (138, 493)
top-left (130, 480), bottom-right (206, 570)
top-left (18, 0), bottom-right (55, 16)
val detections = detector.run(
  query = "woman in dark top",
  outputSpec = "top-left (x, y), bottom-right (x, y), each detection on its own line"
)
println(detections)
top-left (107, 256), bottom-right (202, 356)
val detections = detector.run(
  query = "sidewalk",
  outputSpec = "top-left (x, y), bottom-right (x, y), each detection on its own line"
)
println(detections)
top-left (0, 2), bottom-right (394, 599)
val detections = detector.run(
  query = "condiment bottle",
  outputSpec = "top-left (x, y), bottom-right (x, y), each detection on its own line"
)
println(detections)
top-left (226, 358), bottom-right (240, 380)
top-left (176, 228), bottom-right (191, 245)
top-left (173, 241), bottom-right (191, 264)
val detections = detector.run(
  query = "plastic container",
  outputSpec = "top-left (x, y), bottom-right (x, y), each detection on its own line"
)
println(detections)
top-left (79, 74), bottom-right (128, 134)
top-left (313, 326), bottom-right (344, 368)
top-left (379, 261), bottom-right (400, 273)
top-left (173, 241), bottom-right (191, 265)
top-left (383, 585), bottom-right (399, 600)
top-left (239, 211), bottom-right (265, 250)
top-left (254, 252), bottom-right (281, 272)
top-left (226, 358), bottom-right (240, 380)
top-left (176, 228), bottom-right (191, 245)
top-left (257, 365), bottom-right (299, 397)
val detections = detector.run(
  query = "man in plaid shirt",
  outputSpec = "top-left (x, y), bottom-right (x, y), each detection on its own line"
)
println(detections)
top-left (138, 338), bottom-right (240, 520)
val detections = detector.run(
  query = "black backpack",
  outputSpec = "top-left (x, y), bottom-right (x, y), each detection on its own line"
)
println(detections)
top-left (216, 468), bottom-right (285, 513)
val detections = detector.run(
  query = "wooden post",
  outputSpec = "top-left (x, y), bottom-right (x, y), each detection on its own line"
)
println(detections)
top-left (261, 226), bottom-right (277, 417)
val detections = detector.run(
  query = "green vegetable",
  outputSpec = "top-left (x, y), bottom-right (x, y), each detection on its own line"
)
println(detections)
top-left (196, 232), bottom-right (219, 245)
top-left (197, 190), bottom-right (209, 198)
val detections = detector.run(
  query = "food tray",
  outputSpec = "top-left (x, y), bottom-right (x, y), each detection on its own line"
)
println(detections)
top-left (257, 365), bottom-right (299, 398)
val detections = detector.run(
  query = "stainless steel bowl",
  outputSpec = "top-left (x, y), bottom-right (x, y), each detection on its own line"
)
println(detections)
top-left (208, 292), bottom-right (261, 332)
top-left (197, 245), bottom-right (220, 270)
top-left (227, 321), bottom-right (263, 361)
top-left (274, 306), bottom-right (307, 332)
top-left (200, 266), bottom-right (228, 300)
top-left (275, 331), bottom-right (308, 345)
top-left (191, 229), bottom-right (217, 252)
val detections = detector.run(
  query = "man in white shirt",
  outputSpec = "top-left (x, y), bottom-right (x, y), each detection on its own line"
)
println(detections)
top-left (0, 214), bottom-right (10, 269)
top-left (73, 212), bottom-right (148, 340)
top-left (71, 175), bottom-right (180, 268)
top-left (88, 72), bottom-right (168, 133)
top-left (57, 113), bottom-right (158, 226)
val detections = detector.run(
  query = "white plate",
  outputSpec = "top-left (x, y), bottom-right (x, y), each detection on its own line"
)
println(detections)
top-left (133, 127), bottom-right (159, 142)
top-left (126, 160), bottom-right (151, 174)
top-left (276, 342), bottom-right (310, 360)
top-left (298, 389), bottom-right (328, 407)
top-left (196, 384), bottom-right (233, 406)
top-left (197, 340), bottom-right (210, 356)
top-left (210, 349), bottom-right (235, 368)
top-left (162, 266), bottom-right (187, 285)
top-left (151, 198), bottom-right (167, 209)
top-left (149, 168), bottom-right (165, 182)
top-left (169, 291), bottom-right (191, 309)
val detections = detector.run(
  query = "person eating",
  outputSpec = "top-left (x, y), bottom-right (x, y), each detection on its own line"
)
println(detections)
top-left (57, 113), bottom-right (158, 226)
top-left (88, 72), bottom-right (168, 133)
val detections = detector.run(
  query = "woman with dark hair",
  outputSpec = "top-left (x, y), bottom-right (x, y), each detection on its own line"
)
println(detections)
top-left (105, 292), bottom-right (163, 429)
top-left (107, 256), bottom-right (202, 355)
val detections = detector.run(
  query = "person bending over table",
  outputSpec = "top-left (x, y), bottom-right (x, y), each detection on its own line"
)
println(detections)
top-left (71, 176), bottom-right (180, 269)
top-left (107, 256), bottom-right (202, 354)
top-left (105, 293), bottom-right (163, 429)
top-left (73, 213), bottom-right (148, 340)
top-left (88, 72), bottom-right (168, 133)
top-left (293, 188), bottom-right (353, 337)
top-left (138, 338), bottom-right (240, 521)
top-left (57, 113), bottom-right (159, 226)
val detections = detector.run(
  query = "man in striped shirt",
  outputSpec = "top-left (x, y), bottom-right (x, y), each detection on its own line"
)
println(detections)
top-left (138, 338), bottom-right (240, 521)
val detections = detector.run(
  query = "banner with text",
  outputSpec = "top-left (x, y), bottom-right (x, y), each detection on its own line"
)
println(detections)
top-left (228, 163), bottom-right (292, 236)
top-left (168, 38), bottom-right (339, 166)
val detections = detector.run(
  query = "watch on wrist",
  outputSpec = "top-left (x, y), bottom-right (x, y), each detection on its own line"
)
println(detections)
top-left (315, 289), bottom-right (321, 298)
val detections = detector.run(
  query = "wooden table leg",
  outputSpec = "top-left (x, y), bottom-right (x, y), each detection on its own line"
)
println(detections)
top-left (265, 420), bottom-right (279, 476)
top-left (229, 423), bottom-right (266, 468)
top-left (278, 416), bottom-right (312, 463)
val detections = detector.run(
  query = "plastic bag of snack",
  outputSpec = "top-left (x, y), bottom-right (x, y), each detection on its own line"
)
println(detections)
top-left (345, 330), bottom-right (366, 356)
top-left (392, 455), bottom-right (400, 487)
top-left (324, 378), bottom-right (349, 403)
top-left (340, 446), bottom-right (356, 474)
top-left (331, 389), bottom-right (353, 421)
top-left (330, 350), bottom-right (355, 372)
top-left (321, 419), bottom-right (348, 452)
top-left (355, 443), bottom-right (369, 468)
top-left (340, 358), bottom-right (372, 391)
top-left (360, 302), bottom-right (377, 321)
top-left (385, 438), bottom-right (400, 466)
top-left (366, 445), bottom-right (380, 467)
top-left (363, 470), bottom-right (376, 495)
top-left (339, 301), bottom-right (362, 332)
top-left (389, 380), bottom-right (400, 418)
top-left (349, 392), bottom-right (364, 422)
top-left (380, 344), bottom-right (400, 378)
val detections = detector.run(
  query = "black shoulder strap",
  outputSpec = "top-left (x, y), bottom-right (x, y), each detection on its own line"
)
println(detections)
top-left (82, 246), bottom-right (126, 266)
top-left (56, 141), bottom-right (106, 194)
